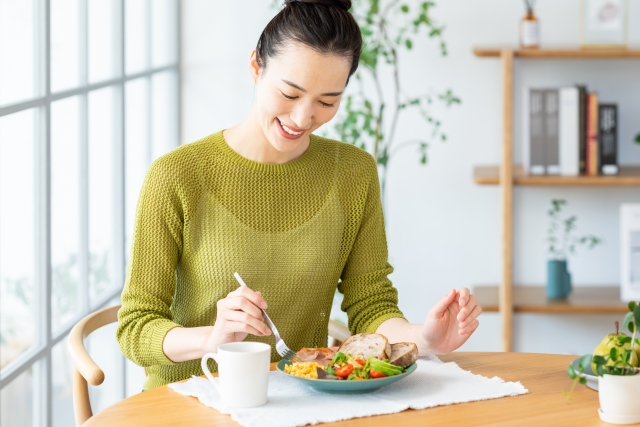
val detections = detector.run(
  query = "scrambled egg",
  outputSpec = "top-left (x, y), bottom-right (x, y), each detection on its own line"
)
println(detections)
top-left (284, 362), bottom-right (319, 379)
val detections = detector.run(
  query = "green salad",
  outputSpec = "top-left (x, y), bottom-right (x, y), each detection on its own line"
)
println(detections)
top-left (323, 351), bottom-right (406, 380)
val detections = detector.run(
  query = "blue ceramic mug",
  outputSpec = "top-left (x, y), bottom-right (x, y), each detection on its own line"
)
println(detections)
top-left (547, 259), bottom-right (572, 299)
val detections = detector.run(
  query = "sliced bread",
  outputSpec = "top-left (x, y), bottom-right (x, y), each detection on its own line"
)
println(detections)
top-left (389, 342), bottom-right (419, 368)
top-left (337, 333), bottom-right (391, 360)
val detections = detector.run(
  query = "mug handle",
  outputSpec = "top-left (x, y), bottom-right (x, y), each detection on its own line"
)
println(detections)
top-left (201, 353), bottom-right (221, 393)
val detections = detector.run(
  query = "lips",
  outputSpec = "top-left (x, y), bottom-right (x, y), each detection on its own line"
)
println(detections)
top-left (276, 118), bottom-right (306, 140)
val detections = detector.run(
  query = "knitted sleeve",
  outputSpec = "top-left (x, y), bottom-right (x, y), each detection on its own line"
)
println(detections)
top-left (116, 155), bottom-right (187, 367)
top-left (338, 155), bottom-right (406, 335)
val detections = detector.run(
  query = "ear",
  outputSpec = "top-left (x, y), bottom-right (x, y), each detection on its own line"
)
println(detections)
top-left (249, 49), bottom-right (261, 84)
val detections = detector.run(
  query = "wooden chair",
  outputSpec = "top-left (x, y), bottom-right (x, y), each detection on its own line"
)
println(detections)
top-left (68, 304), bottom-right (121, 427)
top-left (68, 305), bottom-right (352, 426)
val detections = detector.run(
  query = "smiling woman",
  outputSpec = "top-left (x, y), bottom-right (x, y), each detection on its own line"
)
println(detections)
top-left (117, 0), bottom-right (481, 392)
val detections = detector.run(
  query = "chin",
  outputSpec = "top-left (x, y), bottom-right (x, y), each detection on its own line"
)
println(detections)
top-left (270, 137), bottom-right (302, 154)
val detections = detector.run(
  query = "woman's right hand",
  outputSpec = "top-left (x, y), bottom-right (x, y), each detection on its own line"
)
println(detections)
top-left (205, 286), bottom-right (272, 352)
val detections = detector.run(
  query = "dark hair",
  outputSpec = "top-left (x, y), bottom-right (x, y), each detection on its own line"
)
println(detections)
top-left (256, 0), bottom-right (362, 85)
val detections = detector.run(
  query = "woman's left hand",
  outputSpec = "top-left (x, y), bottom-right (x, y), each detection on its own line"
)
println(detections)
top-left (420, 288), bottom-right (481, 354)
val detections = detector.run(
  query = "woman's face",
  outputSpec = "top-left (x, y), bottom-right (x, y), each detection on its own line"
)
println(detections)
top-left (250, 42), bottom-right (351, 154)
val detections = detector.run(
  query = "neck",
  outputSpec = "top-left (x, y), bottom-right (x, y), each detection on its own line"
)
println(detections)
top-left (223, 108), bottom-right (310, 165)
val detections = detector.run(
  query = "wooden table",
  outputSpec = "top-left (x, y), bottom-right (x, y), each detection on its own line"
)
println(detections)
top-left (85, 352), bottom-right (608, 426)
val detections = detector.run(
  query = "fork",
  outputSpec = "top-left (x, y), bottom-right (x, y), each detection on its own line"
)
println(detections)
top-left (233, 272), bottom-right (302, 363)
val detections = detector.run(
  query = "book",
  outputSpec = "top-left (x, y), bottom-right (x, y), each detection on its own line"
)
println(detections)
top-left (523, 88), bottom-right (545, 175)
top-left (543, 89), bottom-right (560, 174)
top-left (576, 85), bottom-right (587, 174)
top-left (558, 87), bottom-right (580, 176)
top-left (586, 92), bottom-right (599, 176)
top-left (598, 104), bottom-right (618, 175)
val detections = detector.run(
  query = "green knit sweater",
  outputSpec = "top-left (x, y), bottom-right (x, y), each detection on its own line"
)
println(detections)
top-left (117, 131), bottom-right (405, 390)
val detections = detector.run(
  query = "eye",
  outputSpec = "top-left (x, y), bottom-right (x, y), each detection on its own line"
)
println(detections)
top-left (319, 101), bottom-right (335, 108)
top-left (280, 91), bottom-right (297, 100)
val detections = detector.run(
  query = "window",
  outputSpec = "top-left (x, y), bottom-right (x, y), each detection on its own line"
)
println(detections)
top-left (0, 0), bottom-right (180, 424)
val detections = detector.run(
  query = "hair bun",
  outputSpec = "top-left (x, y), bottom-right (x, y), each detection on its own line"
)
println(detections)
top-left (285, 0), bottom-right (351, 11)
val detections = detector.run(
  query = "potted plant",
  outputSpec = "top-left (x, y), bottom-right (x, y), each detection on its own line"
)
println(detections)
top-left (546, 199), bottom-right (601, 299)
top-left (567, 302), bottom-right (640, 424)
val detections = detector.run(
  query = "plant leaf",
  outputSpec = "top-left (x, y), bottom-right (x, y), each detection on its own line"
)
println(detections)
top-left (624, 312), bottom-right (634, 333)
top-left (579, 354), bottom-right (591, 370)
top-left (635, 133), bottom-right (640, 144)
top-left (610, 346), bottom-right (618, 361)
top-left (635, 304), bottom-right (640, 327)
top-left (567, 364), bottom-right (576, 378)
top-left (619, 335), bottom-right (632, 344)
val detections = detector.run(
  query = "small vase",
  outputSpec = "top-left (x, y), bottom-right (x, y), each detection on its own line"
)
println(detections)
top-left (598, 374), bottom-right (640, 424)
top-left (546, 259), bottom-right (572, 299)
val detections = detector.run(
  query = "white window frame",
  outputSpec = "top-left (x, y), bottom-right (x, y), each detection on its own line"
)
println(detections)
top-left (0, 0), bottom-right (181, 424)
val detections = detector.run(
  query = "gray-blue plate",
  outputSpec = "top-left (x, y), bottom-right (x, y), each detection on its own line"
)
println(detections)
top-left (276, 360), bottom-right (417, 394)
top-left (570, 357), bottom-right (599, 391)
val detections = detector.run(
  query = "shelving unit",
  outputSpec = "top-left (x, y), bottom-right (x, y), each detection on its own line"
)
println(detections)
top-left (473, 47), bottom-right (640, 352)
top-left (475, 286), bottom-right (629, 314)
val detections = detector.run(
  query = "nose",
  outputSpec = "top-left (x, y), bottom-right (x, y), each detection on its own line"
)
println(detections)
top-left (289, 100), bottom-right (313, 130)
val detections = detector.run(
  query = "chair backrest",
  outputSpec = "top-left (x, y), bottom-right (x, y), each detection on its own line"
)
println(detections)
top-left (67, 304), bottom-right (121, 427)
top-left (328, 319), bottom-right (351, 347)
top-left (67, 306), bottom-right (351, 426)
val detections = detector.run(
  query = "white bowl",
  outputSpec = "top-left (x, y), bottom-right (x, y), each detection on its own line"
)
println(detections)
top-left (569, 357), bottom-right (598, 391)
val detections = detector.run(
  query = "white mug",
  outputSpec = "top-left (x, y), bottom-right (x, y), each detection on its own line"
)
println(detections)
top-left (201, 342), bottom-right (271, 408)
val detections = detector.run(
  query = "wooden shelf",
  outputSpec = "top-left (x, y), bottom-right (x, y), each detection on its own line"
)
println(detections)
top-left (473, 47), bottom-right (640, 59)
top-left (473, 165), bottom-right (640, 186)
top-left (474, 285), bottom-right (628, 314)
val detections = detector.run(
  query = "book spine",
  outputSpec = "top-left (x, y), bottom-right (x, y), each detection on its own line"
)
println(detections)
top-left (528, 89), bottom-right (545, 175)
top-left (559, 87), bottom-right (580, 176)
top-left (599, 104), bottom-right (618, 175)
top-left (544, 89), bottom-right (560, 174)
top-left (586, 93), bottom-right (599, 176)
top-left (577, 85), bottom-right (587, 174)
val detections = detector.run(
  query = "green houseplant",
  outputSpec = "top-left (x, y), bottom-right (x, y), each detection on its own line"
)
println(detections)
top-left (566, 302), bottom-right (640, 424)
top-left (546, 199), bottom-right (601, 299)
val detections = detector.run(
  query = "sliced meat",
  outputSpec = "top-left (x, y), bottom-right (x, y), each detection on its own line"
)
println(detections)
top-left (295, 347), bottom-right (336, 368)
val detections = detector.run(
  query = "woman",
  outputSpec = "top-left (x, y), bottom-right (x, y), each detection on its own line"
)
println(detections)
top-left (117, 0), bottom-right (481, 391)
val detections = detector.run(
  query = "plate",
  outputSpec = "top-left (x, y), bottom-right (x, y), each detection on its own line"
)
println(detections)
top-left (276, 359), bottom-right (417, 394)
top-left (570, 357), bottom-right (599, 391)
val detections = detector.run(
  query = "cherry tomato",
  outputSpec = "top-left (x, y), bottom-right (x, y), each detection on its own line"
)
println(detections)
top-left (335, 364), bottom-right (354, 379)
top-left (370, 369), bottom-right (387, 378)
top-left (355, 358), bottom-right (365, 366)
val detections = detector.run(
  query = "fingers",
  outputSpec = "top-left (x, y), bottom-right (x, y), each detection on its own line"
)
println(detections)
top-left (228, 286), bottom-right (268, 309)
top-left (224, 310), bottom-right (271, 336)
top-left (216, 287), bottom-right (271, 337)
top-left (428, 289), bottom-right (457, 318)
top-left (221, 296), bottom-right (264, 321)
top-left (459, 319), bottom-right (479, 336)
top-left (457, 287), bottom-right (471, 306)
top-left (459, 304), bottom-right (482, 329)
top-left (456, 294), bottom-right (479, 322)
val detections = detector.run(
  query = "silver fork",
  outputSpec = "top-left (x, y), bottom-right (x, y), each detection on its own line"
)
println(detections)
top-left (233, 272), bottom-right (302, 363)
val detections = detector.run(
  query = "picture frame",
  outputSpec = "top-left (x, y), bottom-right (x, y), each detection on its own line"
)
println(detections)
top-left (580, 0), bottom-right (628, 49)
top-left (621, 204), bottom-right (640, 302)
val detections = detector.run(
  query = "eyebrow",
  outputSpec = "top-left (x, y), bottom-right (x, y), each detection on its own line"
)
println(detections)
top-left (282, 79), bottom-right (343, 97)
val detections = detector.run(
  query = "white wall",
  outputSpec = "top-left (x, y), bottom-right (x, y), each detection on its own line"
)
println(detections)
top-left (181, 0), bottom-right (640, 355)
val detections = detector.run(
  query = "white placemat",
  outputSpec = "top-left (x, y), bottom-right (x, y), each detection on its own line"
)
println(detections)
top-left (168, 356), bottom-right (528, 427)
